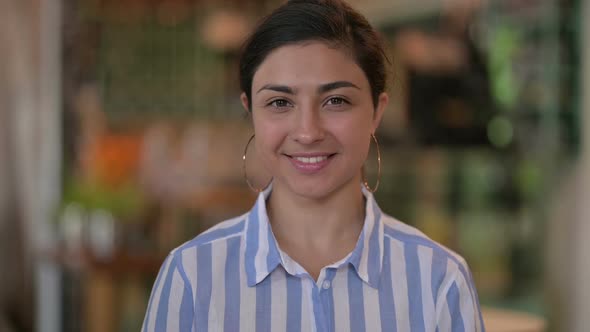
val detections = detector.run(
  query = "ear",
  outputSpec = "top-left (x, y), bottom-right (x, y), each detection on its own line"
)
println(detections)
top-left (372, 92), bottom-right (389, 133)
top-left (240, 92), bottom-right (250, 113)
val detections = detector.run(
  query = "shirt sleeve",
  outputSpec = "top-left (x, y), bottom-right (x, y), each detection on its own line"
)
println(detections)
top-left (436, 261), bottom-right (485, 332)
top-left (142, 253), bottom-right (195, 332)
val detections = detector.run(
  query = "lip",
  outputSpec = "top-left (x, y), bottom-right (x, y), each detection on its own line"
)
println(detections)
top-left (287, 152), bottom-right (334, 158)
top-left (284, 152), bottom-right (335, 174)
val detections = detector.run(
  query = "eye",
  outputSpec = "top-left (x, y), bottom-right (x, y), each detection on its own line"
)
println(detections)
top-left (268, 99), bottom-right (293, 109)
top-left (326, 97), bottom-right (344, 105)
top-left (324, 96), bottom-right (349, 107)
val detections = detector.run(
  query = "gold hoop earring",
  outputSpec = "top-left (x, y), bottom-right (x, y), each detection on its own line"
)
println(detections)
top-left (242, 134), bottom-right (272, 193)
top-left (362, 133), bottom-right (381, 193)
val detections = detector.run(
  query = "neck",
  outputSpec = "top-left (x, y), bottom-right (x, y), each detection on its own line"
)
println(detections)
top-left (267, 177), bottom-right (366, 257)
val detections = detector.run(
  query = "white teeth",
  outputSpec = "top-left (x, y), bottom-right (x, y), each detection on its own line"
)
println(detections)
top-left (294, 156), bottom-right (328, 164)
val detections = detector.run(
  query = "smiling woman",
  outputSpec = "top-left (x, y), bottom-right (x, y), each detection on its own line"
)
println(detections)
top-left (142, 1), bottom-right (485, 331)
top-left (246, 41), bottom-right (386, 201)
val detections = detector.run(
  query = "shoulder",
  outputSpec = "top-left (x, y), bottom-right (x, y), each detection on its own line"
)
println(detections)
top-left (171, 213), bottom-right (248, 257)
top-left (380, 213), bottom-right (473, 289)
top-left (380, 213), bottom-right (483, 327)
top-left (159, 213), bottom-right (249, 283)
top-left (143, 214), bottom-right (250, 332)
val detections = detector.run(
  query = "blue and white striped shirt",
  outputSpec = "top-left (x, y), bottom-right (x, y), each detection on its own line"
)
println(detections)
top-left (142, 187), bottom-right (485, 331)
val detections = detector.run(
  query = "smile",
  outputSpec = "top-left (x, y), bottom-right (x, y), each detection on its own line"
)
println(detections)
top-left (284, 153), bottom-right (335, 174)
top-left (293, 156), bottom-right (328, 164)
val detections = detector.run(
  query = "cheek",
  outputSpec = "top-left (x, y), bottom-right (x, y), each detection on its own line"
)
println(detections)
top-left (350, 135), bottom-right (372, 162)
top-left (331, 116), bottom-right (373, 151)
top-left (253, 118), bottom-right (286, 157)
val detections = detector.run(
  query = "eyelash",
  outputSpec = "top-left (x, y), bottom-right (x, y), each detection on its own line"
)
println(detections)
top-left (268, 99), bottom-right (292, 109)
top-left (266, 96), bottom-right (350, 110)
top-left (325, 97), bottom-right (348, 106)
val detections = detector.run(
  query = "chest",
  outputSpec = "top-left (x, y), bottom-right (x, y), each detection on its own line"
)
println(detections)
top-left (198, 267), bottom-right (425, 332)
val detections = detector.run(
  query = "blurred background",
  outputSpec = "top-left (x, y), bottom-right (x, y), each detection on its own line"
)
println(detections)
top-left (1, 0), bottom-right (589, 331)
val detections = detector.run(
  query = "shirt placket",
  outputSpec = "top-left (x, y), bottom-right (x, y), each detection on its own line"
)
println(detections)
top-left (310, 268), bottom-right (337, 332)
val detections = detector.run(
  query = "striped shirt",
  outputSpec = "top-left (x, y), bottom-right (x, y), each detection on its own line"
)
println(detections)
top-left (142, 187), bottom-right (485, 331)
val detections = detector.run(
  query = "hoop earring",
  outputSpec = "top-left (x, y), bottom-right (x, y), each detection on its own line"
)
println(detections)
top-left (242, 134), bottom-right (272, 193)
top-left (362, 133), bottom-right (381, 193)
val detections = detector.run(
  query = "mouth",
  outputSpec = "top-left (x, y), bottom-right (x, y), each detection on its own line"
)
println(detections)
top-left (291, 155), bottom-right (330, 164)
top-left (284, 153), bottom-right (336, 162)
top-left (283, 153), bottom-right (336, 173)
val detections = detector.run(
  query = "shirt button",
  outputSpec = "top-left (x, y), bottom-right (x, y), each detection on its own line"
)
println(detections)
top-left (322, 281), bottom-right (331, 289)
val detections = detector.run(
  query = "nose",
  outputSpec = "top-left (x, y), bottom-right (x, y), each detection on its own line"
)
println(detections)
top-left (291, 106), bottom-right (325, 144)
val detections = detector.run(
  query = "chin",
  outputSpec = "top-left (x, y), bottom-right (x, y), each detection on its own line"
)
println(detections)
top-left (294, 187), bottom-right (333, 201)
top-left (284, 177), bottom-right (354, 201)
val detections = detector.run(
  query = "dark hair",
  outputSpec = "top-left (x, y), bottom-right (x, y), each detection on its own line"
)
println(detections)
top-left (239, 0), bottom-right (388, 110)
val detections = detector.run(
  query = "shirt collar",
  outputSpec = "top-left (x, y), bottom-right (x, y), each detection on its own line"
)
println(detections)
top-left (244, 185), bottom-right (384, 289)
top-left (345, 186), bottom-right (384, 288)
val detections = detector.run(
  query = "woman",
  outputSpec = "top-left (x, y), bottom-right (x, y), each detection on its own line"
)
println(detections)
top-left (142, 0), bottom-right (484, 331)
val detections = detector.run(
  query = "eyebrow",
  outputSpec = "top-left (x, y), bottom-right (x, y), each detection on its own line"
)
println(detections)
top-left (318, 81), bottom-right (360, 94)
top-left (256, 81), bottom-right (360, 95)
top-left (256, 84), bottom-right (295, 94)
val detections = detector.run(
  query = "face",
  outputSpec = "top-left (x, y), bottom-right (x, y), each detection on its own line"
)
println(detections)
top-left (242, 41), bottom-right (388, 200)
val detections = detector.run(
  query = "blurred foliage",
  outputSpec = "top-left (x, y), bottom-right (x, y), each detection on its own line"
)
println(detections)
top-left (61, 179), bottom-right (146, 220)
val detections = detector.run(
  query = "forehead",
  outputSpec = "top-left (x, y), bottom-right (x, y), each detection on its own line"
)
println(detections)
top-left (251, 41), bottom-right (369, 91)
